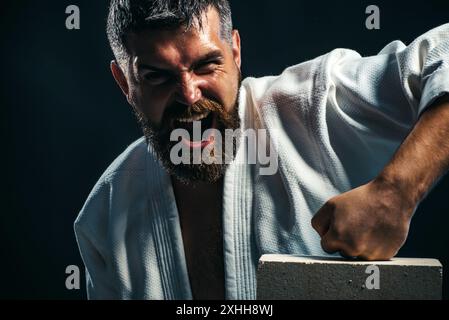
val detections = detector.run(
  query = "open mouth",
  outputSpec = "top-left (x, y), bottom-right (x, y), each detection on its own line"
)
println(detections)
top-left (172, 111), bottom-right (217, 148)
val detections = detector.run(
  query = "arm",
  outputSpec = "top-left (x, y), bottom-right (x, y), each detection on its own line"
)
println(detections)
top-left (74, 180), bottom-right (118, 299)
top-left (312, 96), bottom-right (449, 260)
top-left (378, 95), bottom-right (449, 207)
top-left (74, 222), bottom-right (118, 299)
top-left (311, 23), bottom-right (449, 260)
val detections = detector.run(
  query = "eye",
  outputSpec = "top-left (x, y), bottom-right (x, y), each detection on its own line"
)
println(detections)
top-left (143, 71), bottom-right (171, 85)
top-left (195, 60), bottom-right (221, 75)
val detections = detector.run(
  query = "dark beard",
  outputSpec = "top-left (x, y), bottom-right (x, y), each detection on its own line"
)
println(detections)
top-left (134, 81), bottom-right (242, 184)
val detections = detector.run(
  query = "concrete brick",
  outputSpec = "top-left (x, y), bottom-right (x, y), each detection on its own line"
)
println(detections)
top-left (257, 254), bottom-right (442, 300)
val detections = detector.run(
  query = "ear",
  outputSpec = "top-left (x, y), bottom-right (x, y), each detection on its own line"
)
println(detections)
top-left (231, 29), bottom-right (241, 69)
top-left (110, 60), bottom-right (130, 101)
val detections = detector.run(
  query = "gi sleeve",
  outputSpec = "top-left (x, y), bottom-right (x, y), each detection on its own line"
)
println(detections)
top-left (329, 23), bottom-right (449, 134)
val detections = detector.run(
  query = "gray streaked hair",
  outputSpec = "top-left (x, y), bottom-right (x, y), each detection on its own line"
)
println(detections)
top-left (107, 0), bottom-right (233, 67)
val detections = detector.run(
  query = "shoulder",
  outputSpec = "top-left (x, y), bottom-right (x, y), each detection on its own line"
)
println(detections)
top-left (242, 47), bottom-right (398, 111)
top-left (101, 136), bottom-right (150, 179)
top-left (241, 52), bottom-right (343, 98)
top-left (74, 136), bottom-right (158, 234)
top-left (241, 53), bottom-right (332, 110)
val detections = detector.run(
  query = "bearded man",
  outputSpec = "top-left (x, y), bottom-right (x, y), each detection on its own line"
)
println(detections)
top-left (74, 0), bottom-right (449, 300)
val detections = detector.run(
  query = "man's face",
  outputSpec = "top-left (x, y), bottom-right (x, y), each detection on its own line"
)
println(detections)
top-left (112, 7), bottom-right (242, 183)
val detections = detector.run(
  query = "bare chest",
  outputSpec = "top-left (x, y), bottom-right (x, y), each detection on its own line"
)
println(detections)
top-left (172, 179), bottom-right (225, 299)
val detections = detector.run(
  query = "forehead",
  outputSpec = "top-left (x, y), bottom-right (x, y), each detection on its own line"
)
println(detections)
top-left (126, 7), bottom-right (228, 68)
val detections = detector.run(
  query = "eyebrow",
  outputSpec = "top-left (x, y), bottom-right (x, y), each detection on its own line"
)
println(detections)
top-left (138, 49), bottom-right (224, 73)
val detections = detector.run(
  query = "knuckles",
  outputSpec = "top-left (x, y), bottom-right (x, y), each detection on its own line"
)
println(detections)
top-left (314, 184), bottom-right (412, 260)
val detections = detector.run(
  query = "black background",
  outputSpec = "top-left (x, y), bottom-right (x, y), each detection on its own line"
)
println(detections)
top-left (1, 0), bottom-right (448, 300)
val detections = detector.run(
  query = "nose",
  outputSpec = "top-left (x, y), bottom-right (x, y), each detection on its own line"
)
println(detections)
top-left (175, 72), bottom-right (202, 106)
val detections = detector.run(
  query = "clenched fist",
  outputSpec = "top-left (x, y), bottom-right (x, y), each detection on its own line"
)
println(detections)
top-left (311, 178), bottom-right (416, 260)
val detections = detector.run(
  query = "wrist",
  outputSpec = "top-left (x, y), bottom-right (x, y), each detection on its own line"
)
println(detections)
top-left (373, 171), bottom-right (421, 216)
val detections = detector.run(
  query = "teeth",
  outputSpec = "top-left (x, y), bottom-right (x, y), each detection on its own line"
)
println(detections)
top-left (176, 111), bottom-right (211, 123)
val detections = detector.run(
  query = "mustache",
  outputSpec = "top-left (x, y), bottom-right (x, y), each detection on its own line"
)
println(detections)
top-left (162, 98), bottom-right (229, 124)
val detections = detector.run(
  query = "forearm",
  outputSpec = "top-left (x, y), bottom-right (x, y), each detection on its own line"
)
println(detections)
top-left (376, 95), bottom-right (449, 208)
